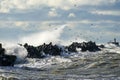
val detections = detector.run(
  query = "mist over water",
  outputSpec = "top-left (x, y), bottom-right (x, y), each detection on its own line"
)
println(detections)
top-left (20, 25), bottom-right (66, 46)
top-left (20, 25), bottom-right (87, 46)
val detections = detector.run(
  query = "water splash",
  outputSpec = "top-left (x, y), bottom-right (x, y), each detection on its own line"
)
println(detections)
top-left (20, 25), bottom-right (66, 46)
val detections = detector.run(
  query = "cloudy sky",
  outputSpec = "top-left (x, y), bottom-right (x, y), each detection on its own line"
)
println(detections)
top-left (0, 0), bottom-right (120, 45)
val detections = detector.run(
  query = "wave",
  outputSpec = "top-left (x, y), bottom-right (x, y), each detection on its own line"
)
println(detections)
top-left (1, 40), bottom-right (120, 66)
top-left (3, 44), bottom-right (28, 63)
top-left (0, 42), bottom-right (120, 80)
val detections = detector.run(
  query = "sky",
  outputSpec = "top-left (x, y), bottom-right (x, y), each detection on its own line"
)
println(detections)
top-left (0, 0), bottom-right (120, 45)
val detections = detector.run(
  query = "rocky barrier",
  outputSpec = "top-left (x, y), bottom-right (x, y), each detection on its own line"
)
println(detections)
top-left (67, 41), bottom-right (101, 52)
top-left (0, 43), bottom-right (16, 66)
top-left (23, 41), bottom-right (101, 58)
top-left (23, 42), bottom-right (62, 58)
top-left (0, 41), bottom-right (102, 66)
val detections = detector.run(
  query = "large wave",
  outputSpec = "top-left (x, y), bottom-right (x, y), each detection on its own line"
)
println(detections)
top-left (20, 25), bottom-right (66, 46)
top-left (3, 44), bottom-right (28, 63)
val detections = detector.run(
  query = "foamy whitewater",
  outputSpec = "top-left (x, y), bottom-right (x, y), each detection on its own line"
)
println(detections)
top-left (0, 26), bottom-right (120, 80)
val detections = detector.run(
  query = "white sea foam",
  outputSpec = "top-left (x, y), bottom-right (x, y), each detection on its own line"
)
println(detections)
top-left (3, 44), bottom-right (28, 63)
top-left (15, 56), bottom-right (72, 68)
top-left (105, 43), bottom-right (118, 48)
top-left (103, 43), bottom-right (120, 54)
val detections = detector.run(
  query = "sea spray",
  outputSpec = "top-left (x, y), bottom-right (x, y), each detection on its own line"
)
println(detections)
top-left (20, 25), bottom-right (66, 46)
top-left (3, 44), bottom-right (28, 63)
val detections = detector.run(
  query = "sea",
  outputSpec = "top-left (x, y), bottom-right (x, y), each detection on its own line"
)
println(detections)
top-left (0, 43), bottom-right (120, 80)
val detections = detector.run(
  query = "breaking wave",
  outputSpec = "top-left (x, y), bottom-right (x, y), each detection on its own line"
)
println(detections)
top-left (0, 45), bottom-right (120, 79)
top-left (0, 25), bottom-right (120, 79)
top-left (2, 43), bottom-right (28, 63)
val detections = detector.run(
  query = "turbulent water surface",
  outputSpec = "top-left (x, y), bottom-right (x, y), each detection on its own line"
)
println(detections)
top-left (0, 45), bottom-right (120, 80)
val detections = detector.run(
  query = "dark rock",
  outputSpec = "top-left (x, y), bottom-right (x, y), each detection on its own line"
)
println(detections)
top-left (81, 41), bottom-right (100, 52)
top-left (24, 42), bottom-right (62, 58)
top-left (0, 43), bottom-right (16, 66)
top-left (67, 43), bottom-right (77, 52)
top-left (67, 41), bottom-right (101, 52)
top-left (24, 41), bottom-right (101, 58)
top-left (0, 55), bottom-right (16, 66)
top-left (0, 43), bottom-right (5, 56)
top-left (98, 44), bottom-right (105, 48)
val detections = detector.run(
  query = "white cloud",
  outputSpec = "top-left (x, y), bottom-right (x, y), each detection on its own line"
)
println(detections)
top-left (14, 21), bottom-right (29, 27)
top-left (68, 13), bottom-right (76, 18)
top-left (48, 8), bottom-right (60, 17)
top-left (0, 0), bottom-right (117, 13)
top-left (0, 20), bottom-right (119, 29)
top-left (0, 21), bottom-right (29, 30)
top-left (0, 0), bottom-right (27, 13)
top-left (104, 31), bottom-right (120, 36)
top-left (91, 10), bottom-right (120, 16)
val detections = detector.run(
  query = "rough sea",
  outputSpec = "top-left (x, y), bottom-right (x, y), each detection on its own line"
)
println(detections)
top-left (0, 43), bottom-right (120, 80)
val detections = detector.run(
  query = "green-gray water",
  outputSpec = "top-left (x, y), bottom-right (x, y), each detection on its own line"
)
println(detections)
top-left (0, 47), bottom-right (120, 80)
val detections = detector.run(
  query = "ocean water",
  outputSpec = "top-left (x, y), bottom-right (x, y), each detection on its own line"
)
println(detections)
top-left (0, 44), bottom-right (120, 80)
